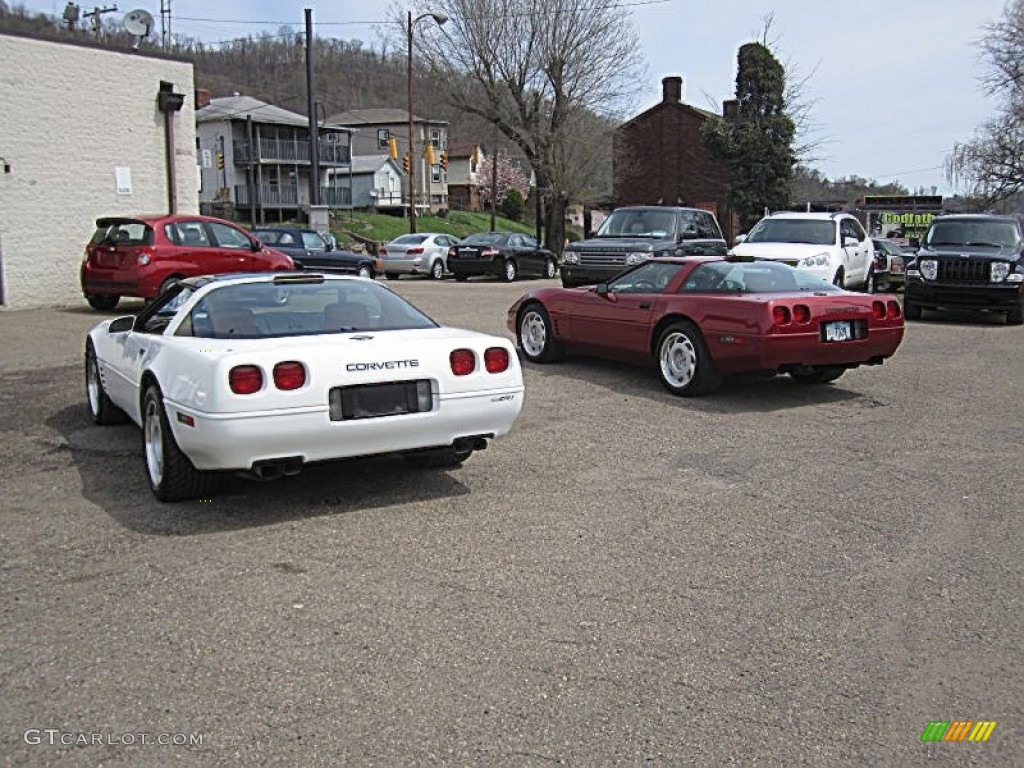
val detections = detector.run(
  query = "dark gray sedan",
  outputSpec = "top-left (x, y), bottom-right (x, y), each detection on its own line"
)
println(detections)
top-left (252, 227), bottom-right (380, 278)
top-left (447, 232), bottom-right (558, 283)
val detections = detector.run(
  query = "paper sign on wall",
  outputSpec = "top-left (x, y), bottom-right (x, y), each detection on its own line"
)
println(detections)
top-left (114, 166), bottom-right (132, 196)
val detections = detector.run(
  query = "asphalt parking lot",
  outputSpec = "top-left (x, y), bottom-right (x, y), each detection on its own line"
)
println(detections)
top-left (1, 277), bottom-right (1022, 766)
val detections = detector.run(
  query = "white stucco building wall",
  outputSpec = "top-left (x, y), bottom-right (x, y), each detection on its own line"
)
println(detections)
top-left (0, 32), bottom-right (197, 310)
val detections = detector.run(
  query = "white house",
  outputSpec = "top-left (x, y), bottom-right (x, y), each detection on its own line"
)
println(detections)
top-left (0, 30), bottom-right (197, 310)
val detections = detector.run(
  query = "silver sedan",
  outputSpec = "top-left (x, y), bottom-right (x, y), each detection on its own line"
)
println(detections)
top-left (380, 233), bottom-right (460, 280)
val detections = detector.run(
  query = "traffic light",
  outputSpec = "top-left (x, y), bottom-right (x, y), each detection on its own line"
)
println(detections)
top-left (388, 136), bottom-right (398, 160)
top-left (216, 151), bottom-right (224, 170)
top-left (440, 151), bottom-right (448, 172)
top-left (402, 153), bottom-right (410, 174)
top-left (425, 144), bottom-right (436, 166)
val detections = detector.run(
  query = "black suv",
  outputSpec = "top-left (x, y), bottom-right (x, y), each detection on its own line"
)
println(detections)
top-left (904, 214), bottom-right (1024, 324)
top-left (560, 206), bottom-right (727, 288)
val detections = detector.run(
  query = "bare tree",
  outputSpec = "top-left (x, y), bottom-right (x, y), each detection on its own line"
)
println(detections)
top-left (946, 0), bottom-right (1024, 205)
top-left (395, 0), bottom-right (643, 251)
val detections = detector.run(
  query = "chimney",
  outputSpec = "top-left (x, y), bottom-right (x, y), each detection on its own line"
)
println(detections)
top-left (195, 89), bottom-right (211, 110)
top-left (662, 75), bottom-right (683, 104)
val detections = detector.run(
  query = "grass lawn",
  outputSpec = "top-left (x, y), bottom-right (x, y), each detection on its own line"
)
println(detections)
top-left (327, 210), bottom-right (535, 247)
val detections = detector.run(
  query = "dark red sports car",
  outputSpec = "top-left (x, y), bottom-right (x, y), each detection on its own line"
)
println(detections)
top-left (507, 256), bottom-right (905, 396)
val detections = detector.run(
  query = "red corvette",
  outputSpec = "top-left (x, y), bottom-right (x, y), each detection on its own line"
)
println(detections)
top-left (507, 256), bottom-right (905, 396)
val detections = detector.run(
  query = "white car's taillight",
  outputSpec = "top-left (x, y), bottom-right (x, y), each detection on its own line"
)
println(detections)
top-left (229, 365), bottom-right (263, 394)
top-left (484, 347), bottom-right (510, 373)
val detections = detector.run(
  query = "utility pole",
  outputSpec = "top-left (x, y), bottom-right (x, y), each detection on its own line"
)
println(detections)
top-left (82, 5), bottom-right (117, 37)
top-left (62, 3), bottom-right (81, 31)
top-left (159, 0), bottom-right (171, 48)
top-left (305, 8), bottom-right (320, 208)
top-left (489, 143), bottom-right (499, 231)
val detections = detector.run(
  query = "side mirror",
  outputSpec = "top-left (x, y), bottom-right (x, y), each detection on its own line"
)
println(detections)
top-left (595, 283), bottom-right (608, 296)
top-left (250, 238), bottom-right (262, 252)
top-left (108, 316), bottom-right (135, 333)
top-left (733, 233), bottom-right (747, 246)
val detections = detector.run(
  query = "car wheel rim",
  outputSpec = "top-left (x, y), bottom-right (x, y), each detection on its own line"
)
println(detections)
top-left (520, 311), bottom-right (547, 357)
top-left (506, 262), bottom-right (515, 280)
top-left (432, 262), bottom-right (443, 279)
top-left (86, 354), bottom-right (101, 415)
top-left (546, 261), bottom-right (556, 278)
top-left (144, 399), bottom-right (164, 487)
top-left (660, 332), bottom-right (696, 388)
top-left (359, 267), bottom-right (371, 278)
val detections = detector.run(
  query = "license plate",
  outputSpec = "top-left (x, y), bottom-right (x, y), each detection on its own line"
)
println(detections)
top-left (329, 380), bottom-right (432, 421)
top-left (824, 321), bottom-right (852, 342)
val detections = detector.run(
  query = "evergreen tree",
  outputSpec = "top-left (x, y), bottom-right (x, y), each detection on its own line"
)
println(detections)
top-left (704, 43), bottom-right (796, 230)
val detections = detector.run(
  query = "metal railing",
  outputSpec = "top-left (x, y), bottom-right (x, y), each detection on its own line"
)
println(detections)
top-left (233, 184), bottom-right (353, 209)
top-left (232, 141), bottom-right (350, 165)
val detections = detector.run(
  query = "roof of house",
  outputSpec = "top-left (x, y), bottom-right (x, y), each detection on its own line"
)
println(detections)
top-left (348, 154), bottom-right (402, 174)
top-left (327, 108), bottom-right (449, 127)
top-left (197, 95), bottom-right (351, 131)
top-left (619, 99), bottom-right (720, 130)
top-left (446, 142), bottom-right (479, 159)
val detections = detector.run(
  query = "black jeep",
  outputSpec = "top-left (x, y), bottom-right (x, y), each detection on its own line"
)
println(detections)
top-left (904, 214), bottom-right (1024, 324)
top-left (560, 206), bottom-right (727, 288)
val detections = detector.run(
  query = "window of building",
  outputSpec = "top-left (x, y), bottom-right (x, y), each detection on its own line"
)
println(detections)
top-left (429, 128), bottom-right (441, 149)
top-left (431, 164), bottom-right (441, 183)
top-left (377, 129), bottom-right (390, 150)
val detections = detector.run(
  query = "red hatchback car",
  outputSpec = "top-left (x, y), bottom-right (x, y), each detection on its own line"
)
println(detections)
top-left (80, 214), bottom-right (294, 310)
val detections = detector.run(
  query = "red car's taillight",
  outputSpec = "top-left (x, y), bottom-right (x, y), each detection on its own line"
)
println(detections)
top-left (792, 304), bottom-right (811, 324)
top-left (772, 306), bottom-right (791, 325)
top-left (887, 300), bottom-right (902, 320)
top-left (484, 347), bottom-right (510, 373)
top-left (273, 361), bottom-right (306, 390)
top-left (450, 349), bottom-right (475, 376)
top-left (229, 365), bottom-right (263, 394)
top-left (872, 300), bottom-right (886, 320)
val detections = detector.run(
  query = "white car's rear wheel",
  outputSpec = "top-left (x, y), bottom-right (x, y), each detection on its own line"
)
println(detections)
top-left (143, 385), bottom-right (219, 502)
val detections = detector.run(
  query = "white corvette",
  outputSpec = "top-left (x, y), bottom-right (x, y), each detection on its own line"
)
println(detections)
top-left (85, 273), bottom-right (525, 501)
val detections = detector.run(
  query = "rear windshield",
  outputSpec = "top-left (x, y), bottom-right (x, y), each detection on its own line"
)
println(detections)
top-left (392, 234), bottom-right (428, 245)
top-left (461, 233), bottom-right (505, 246)
top-left (681, 261), bottom-right (842, 293)
top-left (90, 221), bottom-right (153, 246)
top-left (181, 280), bottom-right (439, 339)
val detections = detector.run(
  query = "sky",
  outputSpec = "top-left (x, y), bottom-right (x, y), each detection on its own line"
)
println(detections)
top-left (27, 0), bottom-right (1009, 194)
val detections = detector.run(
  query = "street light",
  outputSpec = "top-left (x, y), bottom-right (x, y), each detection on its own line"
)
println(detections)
top-left (407, 10), bottom-right (448, 234)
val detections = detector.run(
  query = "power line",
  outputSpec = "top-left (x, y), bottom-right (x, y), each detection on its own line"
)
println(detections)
top-left (174, 0), bottom-right (672, 28)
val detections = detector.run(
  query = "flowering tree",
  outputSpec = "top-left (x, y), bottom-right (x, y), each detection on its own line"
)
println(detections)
top-left (476, 154), bottom-right (531, 206)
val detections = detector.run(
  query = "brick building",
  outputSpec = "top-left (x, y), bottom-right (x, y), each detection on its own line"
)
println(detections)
top-left (614, 76), bottom-right (734, 239)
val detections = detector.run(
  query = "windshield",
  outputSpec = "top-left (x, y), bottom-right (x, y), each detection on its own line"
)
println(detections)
top-left (596, 209), bottom-right (680, 238)
top-left (681, 261), bottom-right (842, 293)
top-left (745, 218), bottom-right (836, 246)
top-left (925, 219), bottom-right (1020, 248)
top-left (181, 280), bottom-right (438, 339)
top-left (392, 234), bottom-right (428, 245)
top-left (461, 233), bottom-right (505, 246)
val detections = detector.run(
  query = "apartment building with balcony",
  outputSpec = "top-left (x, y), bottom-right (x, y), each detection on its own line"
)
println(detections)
top-left (196, 94), bottom-right (353, 223)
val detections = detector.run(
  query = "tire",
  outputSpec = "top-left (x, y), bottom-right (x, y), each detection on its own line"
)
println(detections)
top-left (85, 341), bottom-right (126, 425)
top-left (903, 295), bottom-right (922, 320)
top-left (403, 446), bottom-right (473, 468)
top-left (1007, 301), bottom-right (1023, 325)
top-left (503, 259), bottom-right (518, 282)
top-left (158, 276), bottom-right (182, 297)
top-left (544, 259), bottom-right (557, 279)
top-left (454, 274), bottom-right (469, 283)
top-left (790, 366), bottom-right (845, 385)
top-left (655, 321), bottom-right (722, 396)
top-left (357, 264), bottom-right (373, 279)
top-left (862, 268), bottom-right (876, 294)
top-left (142, 384), bottom-right (220, 502)
top-left (385, 271), bottom-right (401, 281)
top-left (86, 294), bottom-right (119, 311)
top-left (517, 303), bottom-right (564, 363)
top-left (430, 259), bottom-right (445, 280)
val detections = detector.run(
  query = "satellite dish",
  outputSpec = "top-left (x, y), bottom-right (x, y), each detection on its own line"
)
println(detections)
top-left (123, 9), bottom-right (154, 48)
